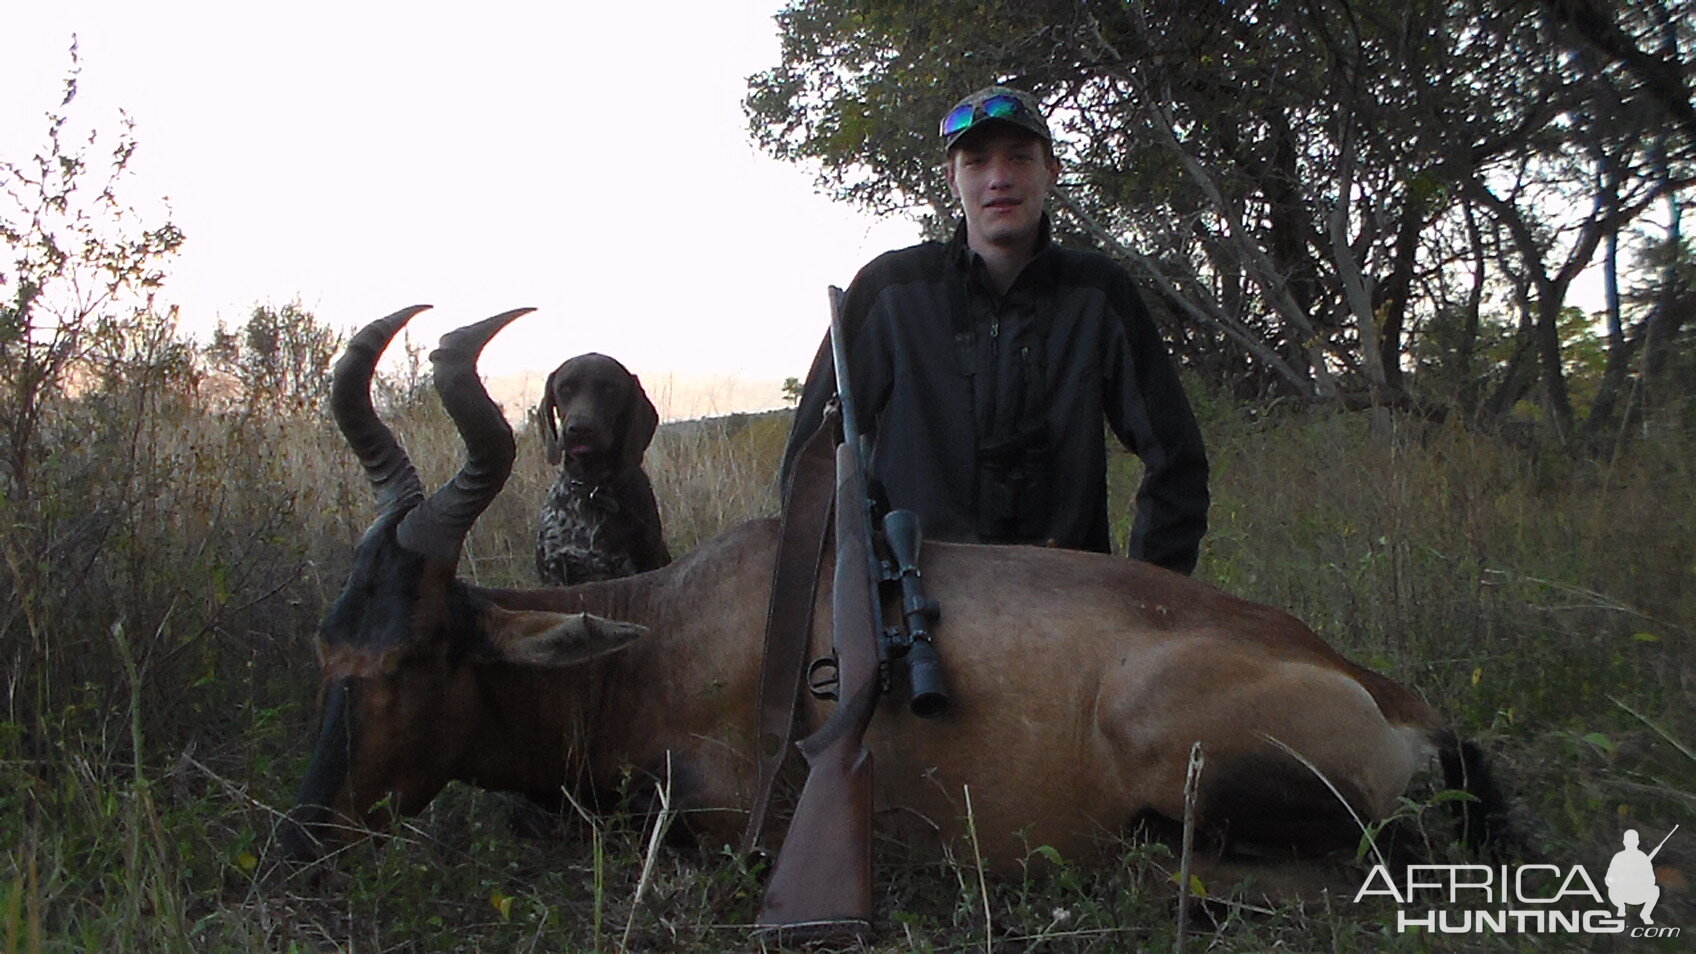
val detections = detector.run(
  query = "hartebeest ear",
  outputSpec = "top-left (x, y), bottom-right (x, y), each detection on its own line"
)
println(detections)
top-left (482, 605), bottom-right (647, 666)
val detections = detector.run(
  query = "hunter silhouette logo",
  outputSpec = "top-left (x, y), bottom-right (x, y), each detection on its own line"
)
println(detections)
top-left (1607, 826), bottom-right (1676, 926)
top-left (1353, 824), bottom-right (1681, 938)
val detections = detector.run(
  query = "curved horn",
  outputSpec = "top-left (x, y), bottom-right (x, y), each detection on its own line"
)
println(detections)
top-left (394, 308), bottom-right (534, 562)
top-left (330, 305), bottom-right (432, 511)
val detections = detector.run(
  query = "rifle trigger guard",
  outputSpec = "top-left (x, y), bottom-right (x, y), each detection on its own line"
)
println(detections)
top-left (806, 655), bottom-right (840, 701)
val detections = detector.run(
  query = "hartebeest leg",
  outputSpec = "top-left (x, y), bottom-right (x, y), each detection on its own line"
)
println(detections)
top-left (1100, 641), bottom-right (1429, 857)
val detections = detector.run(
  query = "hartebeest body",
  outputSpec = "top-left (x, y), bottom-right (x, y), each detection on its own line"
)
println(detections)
top-left (282, 309), bottom-right (1494, 871)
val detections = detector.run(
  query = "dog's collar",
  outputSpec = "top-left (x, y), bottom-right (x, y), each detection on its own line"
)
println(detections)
top-left (567, 478), bottom-right (622, 513)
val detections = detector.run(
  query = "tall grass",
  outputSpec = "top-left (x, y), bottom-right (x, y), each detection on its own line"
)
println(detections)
top-left (1187, 400), bottom-right (1694, 855)
top-left (1, 367), bottom-right (1690, 951)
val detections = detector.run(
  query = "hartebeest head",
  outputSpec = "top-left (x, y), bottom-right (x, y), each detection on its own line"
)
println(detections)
top-left (280, 308), bottom-right (645, 861)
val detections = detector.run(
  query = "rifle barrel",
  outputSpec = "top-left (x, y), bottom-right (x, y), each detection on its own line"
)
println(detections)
top-left (1648, 824), bottom-right (1678, 861)
top-left (826, 285), bottom-right (862, 450)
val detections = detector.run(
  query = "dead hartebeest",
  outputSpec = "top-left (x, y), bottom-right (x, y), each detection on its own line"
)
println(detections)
top-left (281, 308), bottom-right (1499, 877)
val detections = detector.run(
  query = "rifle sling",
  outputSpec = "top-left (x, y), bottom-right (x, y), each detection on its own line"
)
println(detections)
top-left (741, 413), bottom-right (837, 855)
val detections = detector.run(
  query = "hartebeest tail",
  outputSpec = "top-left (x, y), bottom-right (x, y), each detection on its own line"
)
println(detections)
top-left (283, 311), bottom-right (1505, 905)
top-left (1438, 732), bottom-right (1512, 855)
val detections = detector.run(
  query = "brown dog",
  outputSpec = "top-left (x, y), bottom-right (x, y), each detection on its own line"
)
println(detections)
top-left (534, 353), bottom-right (670, 586)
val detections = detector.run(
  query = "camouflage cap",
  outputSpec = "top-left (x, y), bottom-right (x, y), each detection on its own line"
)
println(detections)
top-left (940, 86), bottom-right (1052, 150)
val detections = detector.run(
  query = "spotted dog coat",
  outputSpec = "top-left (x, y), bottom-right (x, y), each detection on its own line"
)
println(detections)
top-left (536, 472), bottom-right (662, 583)
top-left (534, 354), bottom-right (670, 586)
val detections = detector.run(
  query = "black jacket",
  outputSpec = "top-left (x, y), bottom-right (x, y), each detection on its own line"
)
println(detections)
top-left (782, 219), bottom-right (1209, 574)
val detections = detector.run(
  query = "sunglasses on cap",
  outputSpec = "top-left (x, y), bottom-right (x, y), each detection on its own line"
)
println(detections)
top-left (939, 93), bottom-right (1031, 140)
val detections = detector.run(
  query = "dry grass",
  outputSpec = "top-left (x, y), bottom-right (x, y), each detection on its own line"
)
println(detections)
top-left (1, 372), bottom-right (1692, 951)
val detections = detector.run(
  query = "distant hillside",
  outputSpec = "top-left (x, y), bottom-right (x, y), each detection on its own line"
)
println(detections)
top-left (659, 406), bottom-right (792, 437)
top-left (486, 368), bottom-right (791, 422)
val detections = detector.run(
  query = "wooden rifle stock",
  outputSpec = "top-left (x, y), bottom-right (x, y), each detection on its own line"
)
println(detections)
top-left (755, 287), bottom-right (884, 940)
top-left (754, 441), bottom-right (882, 938)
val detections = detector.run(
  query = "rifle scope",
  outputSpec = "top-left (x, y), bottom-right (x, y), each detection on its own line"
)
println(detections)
top-left (883, 508), bottom-right (948, 717)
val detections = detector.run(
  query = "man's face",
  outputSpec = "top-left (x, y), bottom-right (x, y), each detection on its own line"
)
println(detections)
top-left (946, 126), bottom-right (1060, 253)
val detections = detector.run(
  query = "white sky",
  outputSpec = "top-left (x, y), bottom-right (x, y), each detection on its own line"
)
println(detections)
top-left (2, 1), bottom-right (923, 415)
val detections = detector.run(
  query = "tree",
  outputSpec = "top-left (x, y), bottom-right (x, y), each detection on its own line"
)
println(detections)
top-left (748, 0), bottom-right (1695, 435)
top-left (1536, 0), bottom-right (1696, 147)
top-left (204, 301), bottom-right (343, 414)
top-left (0, 45), bottom-right (184, 497)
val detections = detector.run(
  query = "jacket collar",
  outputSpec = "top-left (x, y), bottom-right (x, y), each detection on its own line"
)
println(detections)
top-left (947, 213), bottom-right (1058, 289)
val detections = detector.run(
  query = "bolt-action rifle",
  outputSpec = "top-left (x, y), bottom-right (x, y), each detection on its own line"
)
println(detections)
top-left (754, 286), bottom-right (947, 940)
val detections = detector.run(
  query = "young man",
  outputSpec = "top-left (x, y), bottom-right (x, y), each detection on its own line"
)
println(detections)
top-left (782, 86), bottom-right (1209, 574)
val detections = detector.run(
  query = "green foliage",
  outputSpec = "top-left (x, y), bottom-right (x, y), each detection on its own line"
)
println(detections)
top-left (750, 0), bottom-right (1696, 434)
top-left (203, 302), bottom-right (344, 415)
top-left (749, 0), bottom-right (1063, 217)
top-left (1558, 306), bottom-right (1610, 414)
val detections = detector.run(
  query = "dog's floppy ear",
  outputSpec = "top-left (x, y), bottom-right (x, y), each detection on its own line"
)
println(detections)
top-left (537, 368), bottom-right (564, 466)
top-left (615, 374), bottom-right (660, 474)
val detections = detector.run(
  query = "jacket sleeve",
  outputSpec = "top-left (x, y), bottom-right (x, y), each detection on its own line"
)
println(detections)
top-left (1102, 278), bottom-right (1210, 575)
